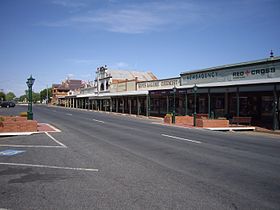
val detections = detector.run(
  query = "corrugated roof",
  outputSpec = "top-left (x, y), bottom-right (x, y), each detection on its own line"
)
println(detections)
top-left (107, 70), bottom-right (157, 81)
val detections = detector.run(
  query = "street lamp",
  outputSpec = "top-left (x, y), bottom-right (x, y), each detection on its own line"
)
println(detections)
top-left (26, 75), bottom-right (35, 120)
top-left (172, 86), bottom-right (177, 124)
top-left (193, 84), bottom-right (198, 126)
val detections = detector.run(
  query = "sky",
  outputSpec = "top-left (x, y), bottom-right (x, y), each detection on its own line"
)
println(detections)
top-left (0, 0), bottom-right (279, 97)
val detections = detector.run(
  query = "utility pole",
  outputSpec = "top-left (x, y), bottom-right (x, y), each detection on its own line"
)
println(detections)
top-left (46, 85), bottom-right (48, 105)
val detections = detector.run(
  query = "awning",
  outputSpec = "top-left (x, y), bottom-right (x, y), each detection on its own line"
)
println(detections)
top-left (178, 78), bottom-right (280, 89)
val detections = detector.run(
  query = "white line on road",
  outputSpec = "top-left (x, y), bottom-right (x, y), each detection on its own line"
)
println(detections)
top-left (0, 144), bottom-right (65, 148)
top-left (66, 113), bottom-right (73, 116)
top-left (0, 162), bottom-right (99, 172)
top-left (92, 119), bottom-right (105, 123)
top-left (45, 132), bottom-right (67, 148)
top-left (161, 134), bottom-right (202, 144)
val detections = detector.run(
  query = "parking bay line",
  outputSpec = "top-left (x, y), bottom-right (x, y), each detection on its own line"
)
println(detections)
top-left (0, 162), bottom-right (98, 172)
top-left (45, 132), bottom-right (67, 148)
top-left (161, 134), bottom-right (202, 144)
top-left (0, 144), bottom-right (65, 148)
top-left (0, 132), bottom-right (67, 149)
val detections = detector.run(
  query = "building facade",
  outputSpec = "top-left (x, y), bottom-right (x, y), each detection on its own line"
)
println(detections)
top-left (60, 56), bottom-right (280, 130)
top-left (51, 79), bottom-right (83, 105)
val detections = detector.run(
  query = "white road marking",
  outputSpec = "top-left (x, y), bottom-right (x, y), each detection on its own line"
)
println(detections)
top-left (45, 132), bottom-right (67, 148)
top-left (66, 113), bottom-right (73, 116)
top-left (0, 144), bottom-right (65, 148)
top-left (92, 119), bottom-right (105, 123)
top-left (161, 134), bottom-right (202, 144)
top-left (0, 133), bottom-right (66, 148)
top-left (0, 132), bottom-right (66, 148)
top-left (0, 162), bottom-right (98, 172)
top-left (38, 123), bottom-right (61, 132)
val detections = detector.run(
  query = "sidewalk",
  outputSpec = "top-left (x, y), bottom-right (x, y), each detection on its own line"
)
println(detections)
top-left (161, 121), bottom-right (280, 136)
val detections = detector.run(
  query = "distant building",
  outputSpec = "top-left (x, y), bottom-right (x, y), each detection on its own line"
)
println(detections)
top-left (51, 79), bottom-right (83, 105)
top-left (94, 66), bottom-right (157, 93)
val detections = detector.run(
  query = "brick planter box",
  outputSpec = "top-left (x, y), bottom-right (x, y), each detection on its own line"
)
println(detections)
top-left (175, 116), bottom-right (193, 126)
top-left (196, 119), bottom-right (229, 128)
top-left (164, 115), bottom-right (194, 126)
top-left (0, 115), bottom-right (38, 133)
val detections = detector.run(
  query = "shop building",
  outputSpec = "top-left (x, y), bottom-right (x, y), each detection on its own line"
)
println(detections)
top-left (61, 55), bottom-right (280, 130)
top-left (51, 79), bottom-right (83, 105)
top-left (178, 55), bottom-right (279, 129)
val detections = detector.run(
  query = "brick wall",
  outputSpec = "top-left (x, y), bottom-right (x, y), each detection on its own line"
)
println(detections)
top-left (197, 119), bottom-right (229, 128)
top-left (0, 116), bottom-right (38, 132)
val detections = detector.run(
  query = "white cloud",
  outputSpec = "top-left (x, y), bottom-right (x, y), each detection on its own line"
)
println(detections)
top-left (66, 58), bottom-right (101, 65)
top-left (67, 73), bottom-right (75, 78)
top-left (114, 62), bottom-right (129, 68)
top-left (52, 0), bottom-right (87, 8)
top-left (41, 1), bottom-right (206, 34)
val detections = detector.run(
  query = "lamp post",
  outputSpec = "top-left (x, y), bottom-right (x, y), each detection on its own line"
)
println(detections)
top-left (193, 84), bottom-right (198, 126)
top-left (26, 75), bottom-right (35, 120)
top-left (172, 86), bottom-right (176, 124)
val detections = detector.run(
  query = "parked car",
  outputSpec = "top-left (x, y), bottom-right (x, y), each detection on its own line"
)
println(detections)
top-left (0, 101), bottom-right (16, 108)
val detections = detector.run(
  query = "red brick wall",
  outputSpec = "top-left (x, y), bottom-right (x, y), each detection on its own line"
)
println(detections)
top-left (197, 119), bottom-right (229, 128)
top-left (0, 116), bottom-right (37, 132)
top-left (175, 116), bottom-right (193, 126)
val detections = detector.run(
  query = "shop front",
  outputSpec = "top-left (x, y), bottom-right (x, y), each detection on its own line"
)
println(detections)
top-left (180, 56), bottom-right (280, 129)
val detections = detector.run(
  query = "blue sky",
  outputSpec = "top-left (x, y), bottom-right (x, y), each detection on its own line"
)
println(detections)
top-left (0, 0), bottom-right (279, 96)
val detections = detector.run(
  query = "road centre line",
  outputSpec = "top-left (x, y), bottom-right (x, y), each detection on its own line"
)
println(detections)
top-left (161, 134), bottom-right (202, 144)
top-left (0, 162), bottom-right (98, 172)
top-left (45, 132), bottom-right (67, 148)
top-left (92, 119), bottom-right (105, 123)
top-left (66, 113), bottom-right (73, 116)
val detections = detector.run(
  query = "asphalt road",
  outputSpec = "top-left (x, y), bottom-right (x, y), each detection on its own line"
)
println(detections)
top-left (0, 105), bottom-right (280, 209)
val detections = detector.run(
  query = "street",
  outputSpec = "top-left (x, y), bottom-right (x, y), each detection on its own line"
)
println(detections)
top-left (0, 105), bottom-right (280, 209)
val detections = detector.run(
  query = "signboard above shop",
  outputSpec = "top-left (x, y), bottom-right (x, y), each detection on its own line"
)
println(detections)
top-left (181, 59), bottom-right (280, 86)
top-left (137, 78), bottom-right (180, 90)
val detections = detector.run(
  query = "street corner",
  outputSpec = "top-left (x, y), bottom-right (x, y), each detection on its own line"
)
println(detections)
top-left (37, 123), bottom-right (61, 133)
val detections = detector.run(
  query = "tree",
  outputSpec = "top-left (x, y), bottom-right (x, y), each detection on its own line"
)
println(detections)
top-left (6, 92), bottom-right (16, 101)
top-left (0, 92), bottom-right (5, 102)
top-left (19, 94), bottom-right (27, 102)
top-left (19, 91), bottom-right (40, 103)
top-left (40, 88), bottom-right (52, 103)
top-left (32, 92), bottom-right (40, 103)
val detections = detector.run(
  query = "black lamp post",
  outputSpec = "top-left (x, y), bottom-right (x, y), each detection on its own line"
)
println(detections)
top-left (172, 86), bottom-right (176, 124)
top-left (193, 84), bottom-right (198, 126)
top-left (26, 75), bottom-right (35, 120)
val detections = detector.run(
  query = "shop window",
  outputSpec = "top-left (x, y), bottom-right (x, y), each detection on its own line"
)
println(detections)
top-left (261, 96), bottom-right (273, 116)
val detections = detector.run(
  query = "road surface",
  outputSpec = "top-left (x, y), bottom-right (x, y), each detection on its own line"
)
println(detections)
top-left (0, 105), bottom-right (279, 209)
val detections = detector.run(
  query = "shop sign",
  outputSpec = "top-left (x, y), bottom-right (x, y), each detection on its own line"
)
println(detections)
top-left (232, 67), bottom-right (275, 79)
top-left (181, 61), bottom-right (280, 85)
top-left (137, 78), bottom-right (180, 90)
top-left (185, 71), bottom-right (218, 81)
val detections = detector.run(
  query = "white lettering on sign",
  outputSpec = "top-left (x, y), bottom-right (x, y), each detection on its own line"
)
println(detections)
top-left (186, 71), bottom-right (218, 81)
top-left (137, 79), bottom-right (180, 90)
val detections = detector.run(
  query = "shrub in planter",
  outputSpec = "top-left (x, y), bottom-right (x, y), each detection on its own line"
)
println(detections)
top-left (164, 113), bottom-right (173, 124)
top-left (20, 112), bottom-right (28, 117)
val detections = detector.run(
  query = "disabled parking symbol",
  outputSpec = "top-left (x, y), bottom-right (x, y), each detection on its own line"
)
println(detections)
top-left (0, 149), bottom-right (26, 156)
